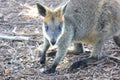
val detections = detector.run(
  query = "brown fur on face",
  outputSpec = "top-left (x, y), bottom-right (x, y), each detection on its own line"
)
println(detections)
top-left (44, 11), bottom-right (51, 22)
top-left (55, 10), bottom-right (63, 22)
top-left (43, 10), bottom-right (63, 23)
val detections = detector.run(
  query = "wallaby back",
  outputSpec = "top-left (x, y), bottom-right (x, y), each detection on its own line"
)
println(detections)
top-left (63, 0), bottom-right (120, 44)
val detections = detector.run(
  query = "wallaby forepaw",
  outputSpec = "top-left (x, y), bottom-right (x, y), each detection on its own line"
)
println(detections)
top-left (43, 68), bottom-right (56, 74)
top-left (40, 60), bottom-right (45, 65)
top-left (40, 58), bottom-right (46, 65)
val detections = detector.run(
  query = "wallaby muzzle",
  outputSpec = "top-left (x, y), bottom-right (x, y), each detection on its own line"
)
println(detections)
top-left (50, 39), bottom-right (56, 45)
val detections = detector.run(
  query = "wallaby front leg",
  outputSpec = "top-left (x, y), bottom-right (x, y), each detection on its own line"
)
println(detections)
top-left (40, 38), bottom-right (50, 65)
top-left (44, 47), bottom-right (68, 73)
top-left (43, 35), bottom-right (72, 73)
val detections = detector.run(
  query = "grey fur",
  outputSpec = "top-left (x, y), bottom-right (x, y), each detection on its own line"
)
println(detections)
top-left (37, 0), bottom-right (120, 73)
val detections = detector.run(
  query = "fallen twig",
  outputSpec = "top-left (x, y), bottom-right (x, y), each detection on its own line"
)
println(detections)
top-left (107, 53), bottom-right (120, 62)
top-left (106, 49), bottom-right (120, 52)
top-left (0, 34), bottom-right (30, 40)
top-left (0, 34), bottom-right (41, 42)
top-left (12, 27), bottom-right (42, 36)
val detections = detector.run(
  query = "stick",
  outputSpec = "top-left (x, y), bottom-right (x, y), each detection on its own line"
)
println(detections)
top-left (0, 34), bottom-right (30, 41)
top-left (108, 53), bottom-right (120, 61)
top-left (12, 27), bottom-right (42, 36)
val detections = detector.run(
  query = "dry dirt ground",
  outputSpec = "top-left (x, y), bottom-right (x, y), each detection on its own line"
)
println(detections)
top-left (0, 0), bottom-right (120, 80)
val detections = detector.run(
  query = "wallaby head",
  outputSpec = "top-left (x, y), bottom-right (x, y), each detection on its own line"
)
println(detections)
top-left (37, 3), bottom-right (67, 45)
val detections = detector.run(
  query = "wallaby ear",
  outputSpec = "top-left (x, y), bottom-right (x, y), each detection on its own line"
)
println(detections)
top-left (62, 0), bottom-right (70, 15)
top-left (36, 3), bottom-right (46, 17)
top-left (55, 3), bottom-right (68, 17)
top-left (62, 3), bottom-right (68, 15)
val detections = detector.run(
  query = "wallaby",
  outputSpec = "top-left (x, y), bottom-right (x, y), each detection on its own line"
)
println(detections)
top-left (37, 0), bottom-right (120, 73)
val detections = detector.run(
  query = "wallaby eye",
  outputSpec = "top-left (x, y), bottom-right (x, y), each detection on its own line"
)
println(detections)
top-left (58, 25), bottom-right (61, 31)
top-left (45, 23), bottom-right (49, 31)
top-left (58, 22), bottom-right (63, 31)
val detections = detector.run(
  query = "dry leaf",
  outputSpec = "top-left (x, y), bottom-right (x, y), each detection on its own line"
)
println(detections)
top-left (5, 68), bottom-right (10, 75)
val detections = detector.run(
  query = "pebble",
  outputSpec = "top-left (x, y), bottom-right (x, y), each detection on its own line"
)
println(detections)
top-left (0, 13), bottom-right (4, 19)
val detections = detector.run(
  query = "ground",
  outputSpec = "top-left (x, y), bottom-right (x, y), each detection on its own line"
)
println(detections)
top-left (0, 0), bottom-right (120, 80)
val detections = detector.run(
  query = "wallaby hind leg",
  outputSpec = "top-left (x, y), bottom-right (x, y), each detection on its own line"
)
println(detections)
top-left (69, 39), bottom-right (104, 72)
top-left (39, 38), bottom-right (50, 65)
top-left (90, 39), bottom-right (104, 59)
top-left (74, 43), bottom-right (84, 53)
top-left (113, 34), bottom-right (120, 47)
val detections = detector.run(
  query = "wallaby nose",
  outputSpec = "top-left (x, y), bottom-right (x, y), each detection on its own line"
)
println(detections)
top-left (51, 39), bottom-right (56, 45)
